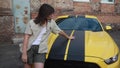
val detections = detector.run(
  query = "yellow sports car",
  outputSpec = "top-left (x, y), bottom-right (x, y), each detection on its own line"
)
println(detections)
top-left (45, 15), bottom-right (120, 68)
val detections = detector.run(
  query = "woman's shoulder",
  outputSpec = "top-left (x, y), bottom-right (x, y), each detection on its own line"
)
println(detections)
top-left (50, 19), bottom-right (55, 22)
top-left (28, 19), bottom-right (36, 25)
top-left (29, 19), bottom-right (34, 23)
top-left (49, 19), bottom-right (56, 24)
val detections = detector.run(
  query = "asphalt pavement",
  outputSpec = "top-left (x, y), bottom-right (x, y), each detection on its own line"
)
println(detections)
top-left (0, 31), bottom-right (120, 68)
top-left (0, 44), bottom-right (24, 68)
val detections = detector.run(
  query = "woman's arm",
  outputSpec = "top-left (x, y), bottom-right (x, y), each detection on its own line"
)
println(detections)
top-left (22, 34), bottom-right (30, 54)
top-left (22, 34), bottom-right (31, 63)
top-left (59, 30), bottom-right (75, 39)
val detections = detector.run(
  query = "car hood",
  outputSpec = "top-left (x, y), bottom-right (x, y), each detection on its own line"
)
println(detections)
top-left (85, 31), bottom-right (118, 60)
top-left (47, 30), bottom-right (118, 61)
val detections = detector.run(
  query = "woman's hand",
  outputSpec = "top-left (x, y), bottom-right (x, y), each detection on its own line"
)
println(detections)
top-left (68, 36), bottom-right (75, 40)
top-left (59, 31), bottom-right (75, 40)
top-left (21, 53), bottom-right (27, 63)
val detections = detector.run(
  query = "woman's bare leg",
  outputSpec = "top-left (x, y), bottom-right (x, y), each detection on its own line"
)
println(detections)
top-left (34, 63), bottom-right (44, 68)
top-left (24, 63), bottom-right (32, 68)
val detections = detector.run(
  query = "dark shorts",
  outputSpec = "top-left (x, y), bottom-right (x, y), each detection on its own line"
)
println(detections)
top-left (27, 45), bottom-right (46, 64)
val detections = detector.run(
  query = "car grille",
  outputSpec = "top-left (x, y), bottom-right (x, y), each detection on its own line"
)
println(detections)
top-left (45, 60), bottom-right (100, 68)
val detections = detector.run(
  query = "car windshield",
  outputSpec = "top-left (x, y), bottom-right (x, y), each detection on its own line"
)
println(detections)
top-left (57, 16), bottom-right (103, 31)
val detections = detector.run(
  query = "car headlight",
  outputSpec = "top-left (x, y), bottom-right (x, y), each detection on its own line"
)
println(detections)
top-left (104, 54), bottom-right (118, 64)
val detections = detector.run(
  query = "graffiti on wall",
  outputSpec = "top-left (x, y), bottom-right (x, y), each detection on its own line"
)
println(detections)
top-left (13, 0), bottom-right (30, 33)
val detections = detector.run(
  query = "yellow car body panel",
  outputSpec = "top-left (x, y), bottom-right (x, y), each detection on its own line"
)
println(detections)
top-left (85, 31), bottom-right (118, 58)
top-left (56, 15), bottom-right (69, 19)
top-left (85, 31), bottom-right (120, 68)
top-left (46, 33), bottom-right (59, 59)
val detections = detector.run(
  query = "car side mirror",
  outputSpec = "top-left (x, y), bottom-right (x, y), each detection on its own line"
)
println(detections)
top-left (105, 25), bottom-right (112, 30)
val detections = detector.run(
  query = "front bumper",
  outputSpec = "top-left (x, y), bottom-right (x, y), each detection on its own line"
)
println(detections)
top-left (85, 55), bottom-right (120, 68)
top-left (45, 56), bottom-right (120, 68)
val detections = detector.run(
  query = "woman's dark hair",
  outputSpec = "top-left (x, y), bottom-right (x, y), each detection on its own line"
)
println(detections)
top-left (34, 4), bottom-right (55, 25)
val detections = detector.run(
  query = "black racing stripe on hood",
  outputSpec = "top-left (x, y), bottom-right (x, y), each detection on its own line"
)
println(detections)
top-left (67, 31), bottom-right (85, 61)
top-left (48, 31), bottom-right (72, 60)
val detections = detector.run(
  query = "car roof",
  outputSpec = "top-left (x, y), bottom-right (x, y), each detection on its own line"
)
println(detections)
top-left (56, 15), bottom-right (97, 20)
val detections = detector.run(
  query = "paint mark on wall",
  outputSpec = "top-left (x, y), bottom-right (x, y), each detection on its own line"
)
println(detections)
top-left (13, 0), bottom-right (30, 33)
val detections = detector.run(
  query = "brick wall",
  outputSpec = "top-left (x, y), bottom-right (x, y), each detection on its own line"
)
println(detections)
top-left (0, 0), bottom-right (14, 43)
top-left (101, 4), bottom-right (115, 13)
top-left (97, 15), bottom-right (120, 23)
top-left (0, 16), bottom-right (14, 43)
top-left (73, 2), bottom-right (91, 13)
top-left (31, 0), bottom-right (120, 23)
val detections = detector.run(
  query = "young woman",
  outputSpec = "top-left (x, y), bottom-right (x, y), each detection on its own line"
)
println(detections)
top-left (21, 4), bottom-right (74, 68)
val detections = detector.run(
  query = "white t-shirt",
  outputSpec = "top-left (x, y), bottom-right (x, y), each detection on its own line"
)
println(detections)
top-left (32, 27), bottom-right (46, 45)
